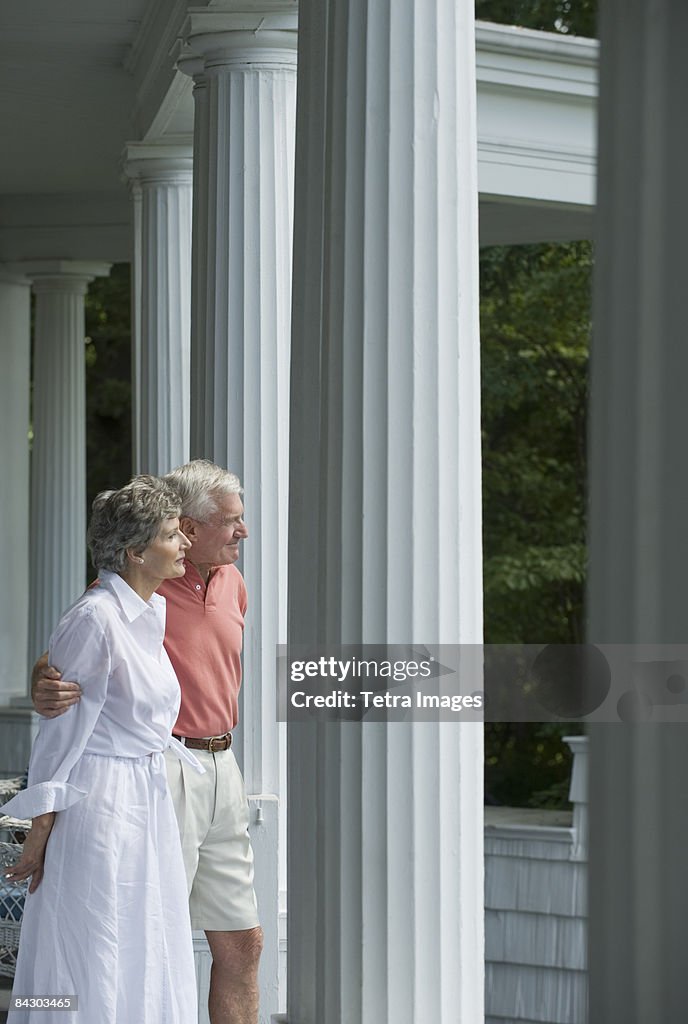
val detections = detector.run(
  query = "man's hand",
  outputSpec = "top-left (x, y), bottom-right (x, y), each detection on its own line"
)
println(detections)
top-left (31, 653), bottom-right (81, 718)
top-left (4, 812), bottom-right (55, 893)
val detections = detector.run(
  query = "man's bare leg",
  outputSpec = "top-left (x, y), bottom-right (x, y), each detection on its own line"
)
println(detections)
top-left (206, 927), bottom-right (264, 1024)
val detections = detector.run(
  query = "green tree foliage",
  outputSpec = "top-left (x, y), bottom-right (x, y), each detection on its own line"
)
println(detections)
top-left (475, 0), bottom-right (596, 36)
top-left (481, 242), bottom-right (591, 806)
top-left (485, 721), bottom-right (580, 807)
top-left (482, 243), bottom-right (590, 646)
top-left (84, 263), bottom-right (132, 574)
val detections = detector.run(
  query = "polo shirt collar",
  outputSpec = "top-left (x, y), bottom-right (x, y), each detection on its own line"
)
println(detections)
top-left (182, 560), bottom-right (219, 593)
top-left (98, 570), bottom-right (165, 622)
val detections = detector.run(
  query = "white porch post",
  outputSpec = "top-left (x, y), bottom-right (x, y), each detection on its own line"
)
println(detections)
top-left (287, 0), bottom-right (483, 1021)
top-left (130, 175), bottom-right (143, 477)
top-left (587, 1), bottom-right (688, 1021)
top-left (0, 272), bottom-right (31, 700)
top-left (123, 144), bottom-right (193, 475)
top-left (179, 6), bottom-right (297, 1019)
top-left (22, 261), bottom-right (110, 665)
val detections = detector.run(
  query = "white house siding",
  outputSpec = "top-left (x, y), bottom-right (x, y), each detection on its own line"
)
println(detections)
top-left (485, 810), bottom-right (587, 1024)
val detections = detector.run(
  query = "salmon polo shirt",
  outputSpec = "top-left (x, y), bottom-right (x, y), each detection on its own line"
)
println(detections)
top-left (159, 561), bottom-right (247, 738)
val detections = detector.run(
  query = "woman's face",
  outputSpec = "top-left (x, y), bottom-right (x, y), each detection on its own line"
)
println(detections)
top-left (137, 517), bottom-right (191, 582)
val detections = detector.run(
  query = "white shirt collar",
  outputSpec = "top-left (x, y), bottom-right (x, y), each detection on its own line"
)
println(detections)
top-left (98, 570), bottom-right (165, 623)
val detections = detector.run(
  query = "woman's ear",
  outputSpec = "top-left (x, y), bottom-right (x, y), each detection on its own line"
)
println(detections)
top-left (125, 549), bottom-right (145, 566)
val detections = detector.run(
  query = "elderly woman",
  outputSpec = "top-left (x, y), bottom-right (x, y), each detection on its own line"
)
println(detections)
top-left (2, 475), bottom-right (203, 1024)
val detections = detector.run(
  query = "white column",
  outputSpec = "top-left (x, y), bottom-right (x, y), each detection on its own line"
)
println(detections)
top-left (179, 8), bottom-right (297, 1019)
top-left (587, 2), bottom-right (688, 1021)
top-left (124, 144), bottom-right (193, 474)
top-left (287, 1), bottom-right (483, 1022)
top-left (129, 176), bottom-right (144, 476)
top-left (0, 272), bottom-right (31, 700)
top-left (181, 3), bottom-right (295, 791)
top-left (22, 261), bottom-right (110, 664)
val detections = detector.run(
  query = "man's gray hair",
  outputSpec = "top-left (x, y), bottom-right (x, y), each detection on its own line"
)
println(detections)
top-left (87, 475), bottom-right (182, 573)
top-left (164, 459), bottom-right (242, 522)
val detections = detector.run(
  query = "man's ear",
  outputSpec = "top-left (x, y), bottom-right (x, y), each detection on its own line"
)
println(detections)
top-left (180, 516), bottom-right (198, 541)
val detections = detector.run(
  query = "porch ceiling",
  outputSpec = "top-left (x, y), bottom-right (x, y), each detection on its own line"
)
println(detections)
top-left (0, 6), bottom-right (597, 258)
top-left (0, 0), bottom-right (149, 195)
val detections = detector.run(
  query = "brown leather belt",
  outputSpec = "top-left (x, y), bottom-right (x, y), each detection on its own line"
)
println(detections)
top-left (173, 733), bottom-right (232, 752)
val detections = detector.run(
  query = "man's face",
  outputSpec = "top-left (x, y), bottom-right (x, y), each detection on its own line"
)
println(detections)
top-left (183, 493), bottom-right (248, 567)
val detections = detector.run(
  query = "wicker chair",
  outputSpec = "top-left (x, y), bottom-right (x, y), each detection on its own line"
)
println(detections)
top-left (0, 777), bottom-right (31, 978)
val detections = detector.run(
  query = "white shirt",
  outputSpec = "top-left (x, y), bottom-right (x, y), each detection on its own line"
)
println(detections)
top-left (3, 571), bottom-right (202, 821)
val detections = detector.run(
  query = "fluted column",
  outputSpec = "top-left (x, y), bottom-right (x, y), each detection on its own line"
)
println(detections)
top-left (130, 176), bottom-right (143, 476)
top-left (22, 261), bottom-right (110, 664)
top-left (179, 8), bottom-right (297, 1019)
top-left (124, 144), bottom-right (193, 474)
top-left (0, 271), bottom-right (31, 700)
top-left (181, 3), bottom-right (295, 794)
top-left (287, 2), bottom-right (483, 1022)
top-left (587, 2), bottom-right (688, 1021)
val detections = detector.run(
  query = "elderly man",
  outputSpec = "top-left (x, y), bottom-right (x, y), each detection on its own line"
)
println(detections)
top-left (32, 460), bottom-right (263, 1024)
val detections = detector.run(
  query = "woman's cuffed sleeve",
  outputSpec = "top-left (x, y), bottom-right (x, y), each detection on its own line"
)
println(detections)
top-left (1, 605), bottom-right (110, 820)
top-left (1, 780), bottom-right (87, 818)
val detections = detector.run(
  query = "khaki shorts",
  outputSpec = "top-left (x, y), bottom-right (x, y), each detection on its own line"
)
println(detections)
top-left (164, 746), bottom-right (260, 932)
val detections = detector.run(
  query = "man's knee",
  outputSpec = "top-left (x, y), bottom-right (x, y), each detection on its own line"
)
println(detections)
top-left (207, 926), bottom-right (263, 978)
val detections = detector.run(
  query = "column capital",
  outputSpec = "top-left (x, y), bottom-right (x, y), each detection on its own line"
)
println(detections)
top-left (0, 267), bottom-right (30, 287)
top-left (121, 142), bottom-right (194, 187)
top-left (173, 43), bottom-right (206, 83)
top-left (179, 3), bottom-right (298, 73)
top-left (13, 260), bottom-right (111, 294)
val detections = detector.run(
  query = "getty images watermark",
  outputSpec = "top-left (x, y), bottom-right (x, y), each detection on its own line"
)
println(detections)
top-left (276, 644), bottom-right (688, 723)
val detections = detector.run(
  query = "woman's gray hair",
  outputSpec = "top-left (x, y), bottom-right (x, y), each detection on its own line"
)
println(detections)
top-left (163, 459), bottom-right (242, 522)
top-left (87, 475), bottom-right (182, 573)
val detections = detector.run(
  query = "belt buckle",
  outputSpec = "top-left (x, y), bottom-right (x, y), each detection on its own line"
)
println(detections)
top-left (208, 734), bottom-right (228, 753)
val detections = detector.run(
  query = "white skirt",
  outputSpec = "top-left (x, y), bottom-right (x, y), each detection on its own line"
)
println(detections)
top-left (8, 752), bottom-right (197, 1024)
